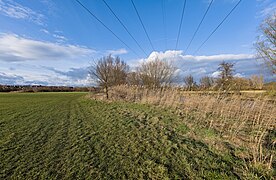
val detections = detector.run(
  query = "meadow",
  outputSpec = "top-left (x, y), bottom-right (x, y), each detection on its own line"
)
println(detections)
top-left (0, 92), bottom-right (275, 179)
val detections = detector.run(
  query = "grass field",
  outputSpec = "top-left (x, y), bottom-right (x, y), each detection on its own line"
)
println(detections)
top-left (0, 93), bottom-right (274, 179)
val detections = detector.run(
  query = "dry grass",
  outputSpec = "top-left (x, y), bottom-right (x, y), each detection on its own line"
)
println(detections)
top-left (93, 85), bottom-right (276, 170)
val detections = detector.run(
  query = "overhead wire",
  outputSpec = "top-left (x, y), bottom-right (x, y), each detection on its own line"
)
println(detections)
top-left (193, 0), bottom-right (242, 55)
top-left (131, 0), bottom-right (155, 51)
top-left (162, 0), bottom-right (167, 50)
top-left (175, 0), bottom-right (187, 50)
top-left (101, 0), bottom-right (147, 56)
top-left (184, 0), bottom-right (214, 54)
top-left (75, 0), bottom-right (242, 59)
top-left (75, 0), bottom-right (141, 58)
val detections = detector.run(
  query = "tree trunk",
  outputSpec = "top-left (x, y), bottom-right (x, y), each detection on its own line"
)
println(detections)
top-left (105, 86), bottom-right (109, 99)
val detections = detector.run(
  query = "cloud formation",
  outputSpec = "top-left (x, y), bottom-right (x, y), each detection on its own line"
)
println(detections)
top-left (53, 34), bottom-right (68, 42)
top-left (0, 33), bottom-right (95, 62)
top-left (43, 66), bottom-right (89, 80)
top-left (107, 48), bottom-right (128, 56)
top-left (147, 50), bottom-right (254, 62)
top-left (0, 0), bottom-right (45, 25)
top-left (1, 49), bottom-right (273, 86)
top-left (0, 72), bottom-right (24, 85)
top-left (0, 69), bottom-right (91, 86)
top-left (142, 50), bottom-right (267, 81)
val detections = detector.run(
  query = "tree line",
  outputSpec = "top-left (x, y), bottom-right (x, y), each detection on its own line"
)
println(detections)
top-left (0, 85), bottom-right (92, 92)
top-left (89, 56), bottom-right (267, 99)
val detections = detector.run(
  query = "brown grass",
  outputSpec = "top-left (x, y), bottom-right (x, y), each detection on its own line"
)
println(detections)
top-left (91, 85), bottom-right (276, 170)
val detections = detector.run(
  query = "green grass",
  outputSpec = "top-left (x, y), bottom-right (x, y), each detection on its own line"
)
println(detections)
top-left (0, 93), bottom-right (271, 179)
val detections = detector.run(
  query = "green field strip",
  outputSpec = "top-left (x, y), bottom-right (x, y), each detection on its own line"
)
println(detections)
top-left (0, 93), bottom-right (272, 179)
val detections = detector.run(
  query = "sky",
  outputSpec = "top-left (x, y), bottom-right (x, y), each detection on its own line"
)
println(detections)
top-left (0, 0), bottom-right (275, 86)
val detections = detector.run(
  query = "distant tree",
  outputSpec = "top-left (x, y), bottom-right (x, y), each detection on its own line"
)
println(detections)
top-left (250, 75), bottom-right (264, 90)
top-left (89, 55), bottom-right (128, 99)
top-left (199, 76), bottom-right (215, 90)
top-left (232, 77), bottom-right (251, 91)
top-left (137, 58), bottom-right (176, 88)
top-left (126, 72), bottom-right (141, 86)
top-left (217, 61), bottom-right (235, 90)
top-left (184, 75), bottom-right (196, 91)
top-left (255, 14), bottom-right (276, 74)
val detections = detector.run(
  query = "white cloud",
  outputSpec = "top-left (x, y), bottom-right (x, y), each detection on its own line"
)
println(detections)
top-left (180, 54), bottom-right (255, 61)
top-left (147, 50), bottom-right (183, 61)
top-left (211, 71), bottom-right (220, 78)
top-left (233, 73), bottom-right (244, 77)
top-left (0, 0), bottom-right (45, 25)
top-left (0, 33), bottom-right (95, 62)
top-left (139, 50), bottom-right (266, 81)
top-left (53, 34), bottom-right (68, 42)
top-left (107, 48), bottom-right (128, 56)
top-left (0, 68), bottom-right (92, 86)
top-left (43, 66), bottom-right (89, 80)
top-left (40, 29), bottom-right (49, 34)
top-left (40, 29), bottom-right (68, 42)
top-left (212, 71), bottom-right (245, 78)
top-left (0, 72), bottom-right (24, 84)
top-left (1, 48), bottom-right (273, 86)
top-left (145, 50), bottom-right (254, 62)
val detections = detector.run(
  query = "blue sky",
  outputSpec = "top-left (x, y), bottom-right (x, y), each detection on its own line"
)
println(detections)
top-left (0, 0), bottom-right (275, 86)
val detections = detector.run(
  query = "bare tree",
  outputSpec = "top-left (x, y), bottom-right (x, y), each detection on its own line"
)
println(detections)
top-left (89, 55), bottom-right (128, 99)
top-left (217, 61), bottom-right (235, 90)
top-left (199, 76), bottom-right (215, 90)
top-left (112, 56), bottom-right (129, 85)
top-left (184, 75), bottom-right (196, 91)
top-left (126, 72), bottom-right (141, 86)
top-left (255, 13), bottom-right (276, 74)
top-left (250, 75), bottom-right (264, 90)
top-left (137, 58), bottom-right (177, 88)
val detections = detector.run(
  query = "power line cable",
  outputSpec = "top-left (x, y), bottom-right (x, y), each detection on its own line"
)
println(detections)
top-left (101, 0), bottom-right (147, 56)
top-left (162, 0), bottom-right (167, 50)
top-left (131, 0), bottom-right (155, 51)
top-left (175, 0), bottom-right (187, 50)
top-left (193, 0), bottom-right (242, 55)
top-left (184, 0), bottom-right (214, 54)
top-left (75, 0), bottom-right (141, 58)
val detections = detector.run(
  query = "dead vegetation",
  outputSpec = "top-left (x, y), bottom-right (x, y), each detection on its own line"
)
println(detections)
top-left (90, 85), bottom-right (276, 171)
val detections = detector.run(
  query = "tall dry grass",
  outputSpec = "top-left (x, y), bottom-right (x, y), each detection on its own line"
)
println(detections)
top-left (101, 85), bottom-right (276, 169)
